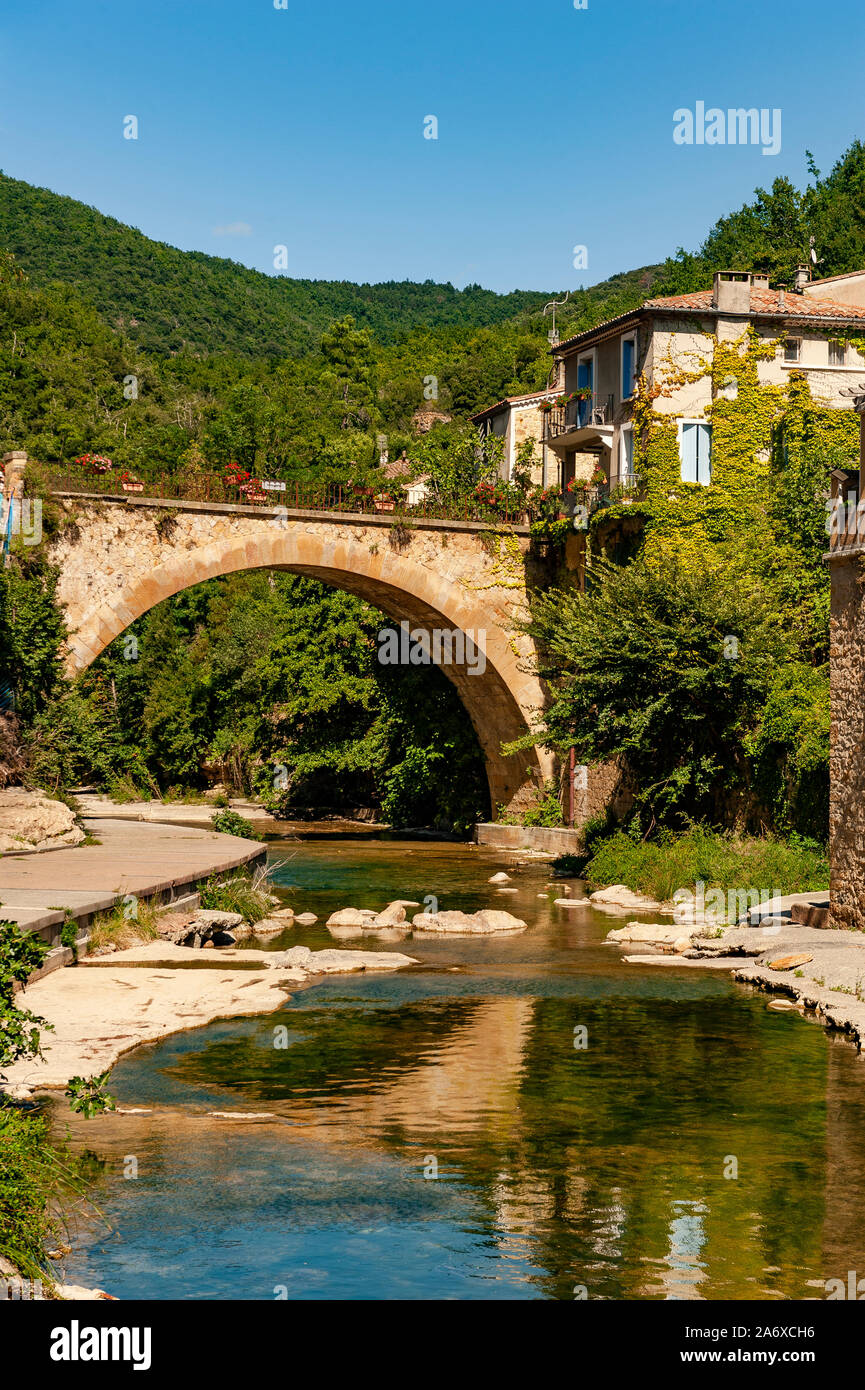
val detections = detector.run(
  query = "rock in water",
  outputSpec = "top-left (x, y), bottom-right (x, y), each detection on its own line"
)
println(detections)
top-left (411, 908), bottom-right (527, 935)
top-left (251, 918), bottom-right (291, 936)
top-left (326, 908), bottom-right (379, 928)
top-left (589, 884), bottom-right (664, 912)
top-left (488, 872), bottom-right (511, 884)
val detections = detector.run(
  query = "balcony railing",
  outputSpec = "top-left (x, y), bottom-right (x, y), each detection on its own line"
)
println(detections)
top-left (544, 393), bottom-right (615, 441)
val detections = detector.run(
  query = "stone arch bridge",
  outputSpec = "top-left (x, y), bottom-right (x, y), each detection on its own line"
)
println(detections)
top-left (44, 487), bottom-right (555, 814)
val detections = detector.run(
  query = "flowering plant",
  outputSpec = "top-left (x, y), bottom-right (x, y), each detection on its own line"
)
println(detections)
top-left (75, 453), bottom-right (113, 474)
top-left (224, 463), bottom-right (250, 486)
top-left (120, 470), bottom-right (143, 491)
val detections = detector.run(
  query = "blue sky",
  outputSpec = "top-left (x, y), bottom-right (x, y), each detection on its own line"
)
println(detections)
top-left (1, 0), bottom-right (863, 293)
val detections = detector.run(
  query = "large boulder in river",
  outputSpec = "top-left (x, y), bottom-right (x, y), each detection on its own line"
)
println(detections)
top-left (274, 945), bottom-right (417, 973)
top-left (326, 907), bottom-right (378, 938)
top-left (326, 908), bottom-right (378, 928)
top-left (0, 787), bottom-right (84, 853)
top-left (411, 908), bottom-right (527, 935)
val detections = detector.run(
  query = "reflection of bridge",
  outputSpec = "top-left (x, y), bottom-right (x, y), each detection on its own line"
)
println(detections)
top-left (13, 453), bottom-right (553, 813)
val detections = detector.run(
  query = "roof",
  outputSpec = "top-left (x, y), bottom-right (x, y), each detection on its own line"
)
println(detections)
top-left (470, 388), bottom-right (563, 422)
top-left (643, 287), bottom-right (865, 321)
top-left (550, 286), bottom-right (865, 356)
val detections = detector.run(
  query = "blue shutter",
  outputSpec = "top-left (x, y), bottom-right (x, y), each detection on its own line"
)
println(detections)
top-left (696, 424), bottom-right (712, 485)
top-left (680, 423), bottom-right (698, 483)
top-left (622, 339), bottom-right (635, 398)
top-left (621, 430), bottom-right (634, 478)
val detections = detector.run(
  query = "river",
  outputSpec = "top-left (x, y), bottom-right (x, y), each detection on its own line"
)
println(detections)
top-left (50, 837), bottom-right (865, 1300)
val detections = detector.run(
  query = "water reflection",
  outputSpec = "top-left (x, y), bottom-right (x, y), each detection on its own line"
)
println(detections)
top-left (52, 839), bottom-right (864, 1301)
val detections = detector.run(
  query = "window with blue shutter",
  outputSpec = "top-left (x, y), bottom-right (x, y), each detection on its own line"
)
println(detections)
top-left (679, 423), bottom-right (711, 486)
top-left (621, 428), bottom-right (634, 478)
top-left (622, 337), bottom-right (636, 398)
top-left (577, 357), bottom-right (593, 427)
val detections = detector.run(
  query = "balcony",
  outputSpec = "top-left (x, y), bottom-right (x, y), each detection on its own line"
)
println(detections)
top-left (543, 393), bottom-right (616, 449)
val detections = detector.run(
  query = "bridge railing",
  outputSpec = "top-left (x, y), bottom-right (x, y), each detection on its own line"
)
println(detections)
top-left (33, 462), bottom-right (531, 527)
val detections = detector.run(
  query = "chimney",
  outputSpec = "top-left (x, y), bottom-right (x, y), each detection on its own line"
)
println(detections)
top-left (752, 272), bottom-right (770, 291)
top-left (794, 264), bottom-right (811, 292)
top-left (712, 271), bottom-right (752, 314)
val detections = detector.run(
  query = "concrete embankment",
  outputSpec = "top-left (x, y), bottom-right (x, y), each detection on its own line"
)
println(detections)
top-left (0, 817), bottom-right (266, 976)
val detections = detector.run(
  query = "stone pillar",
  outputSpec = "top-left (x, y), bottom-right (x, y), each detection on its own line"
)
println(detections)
top-left (2, 451), bottom-right (27, 500)
top-left (829, 396), bottom-right (865, 929)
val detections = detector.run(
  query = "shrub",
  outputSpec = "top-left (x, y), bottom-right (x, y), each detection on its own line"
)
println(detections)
top-left (582, 824), bottom-right (829, 904)
top-left (199, 866), bottom-right (272, 923)
top-left (211, 808), bottom-right (263, 840)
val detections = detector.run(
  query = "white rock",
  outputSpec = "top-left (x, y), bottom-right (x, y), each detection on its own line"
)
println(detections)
top-left (294, 913), bottom-right (318, 925)
top-left (488, 872), bottom-right (511, 884)
top-left (250, 918), bottom-right (291, 936)
top-left (606, 923), bottom-right (691, 945)
top-left (411, 908), bottom-right (527, 935)
top-left (326, 908), bottom-right (378, 929)
top-left (0, 787), bottom-right (84, 853)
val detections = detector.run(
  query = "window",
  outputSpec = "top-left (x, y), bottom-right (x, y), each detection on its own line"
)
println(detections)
top-left (829, 339), bottom-right (847, 367)
top-left (679, 422), bottom-right (712, 486)
top-left (621, 335), bottom-right (637, 399)
top-left (576, 354), bottom-right (594, 427)
top-left (620, 427), bottom-right (634, 480)
top-left (784, 338), bottom-right (801, 363)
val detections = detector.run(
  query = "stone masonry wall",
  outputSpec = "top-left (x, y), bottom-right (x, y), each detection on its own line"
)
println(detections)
top-left (829, 547), bottom-right (865, 929)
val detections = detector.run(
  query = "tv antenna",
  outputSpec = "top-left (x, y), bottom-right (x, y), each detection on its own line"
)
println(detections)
top-left (544, 290), bottom-right (570, 346)
top-left (809, 235), bottom-right (824, 269)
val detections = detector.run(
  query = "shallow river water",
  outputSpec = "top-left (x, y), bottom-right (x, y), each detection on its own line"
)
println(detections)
top-left (53, 837), bottom-right (865, 1300)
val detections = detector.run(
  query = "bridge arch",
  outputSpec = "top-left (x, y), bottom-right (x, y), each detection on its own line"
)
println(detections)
top-left (57, 510), bottom-right (552, 813)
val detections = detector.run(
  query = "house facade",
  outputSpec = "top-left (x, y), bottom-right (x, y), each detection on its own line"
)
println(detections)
top-left (544, 269), bottom-right (865, 499)
top-left (470, 388), bottom-right (563, 488)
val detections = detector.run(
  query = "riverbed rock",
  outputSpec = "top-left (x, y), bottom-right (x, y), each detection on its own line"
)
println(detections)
top-left (295, 913), bottom-right (318, 925)
top-left (268, 907), bottom-right (296, 921)
top-left (158, 908), bottom-right (245, 948)
top-left (326, 908), bottom-right (378, 929)
top-left (488, 872), bottom-right (511, 884)
top-left (274, 945), bottom-right (417, 973)
top-left (606, 923), bottom-right (690, 946)
top-left (767, 953), bottom-right (814, 971)
top-left (0, 786), bottom-right (84, 853)
top-left (589, 884), bottom-right (667, 913)
top-left (411, 908), bottom-right (527, 935)
top-left (251, 917), bottom-right (292, 936)
top-left (370, 899), bottom-right (420, 927)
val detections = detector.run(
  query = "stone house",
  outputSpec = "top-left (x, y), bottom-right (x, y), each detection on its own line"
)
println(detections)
top-left (545, 268), bottom-right (865, 497)
top-left (470, 389), bottom-right (563, 488)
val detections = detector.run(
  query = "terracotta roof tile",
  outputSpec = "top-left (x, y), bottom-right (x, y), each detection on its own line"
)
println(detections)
top-left (643, 287), bottom-right (865, 321)
top-left (470, 388), bottom-right (563, 421)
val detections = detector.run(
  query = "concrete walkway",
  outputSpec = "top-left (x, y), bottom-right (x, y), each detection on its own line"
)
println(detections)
top-left (0, 818), bottom-right (266, 958)
top-left (73, 794), bottom-right (271, 826)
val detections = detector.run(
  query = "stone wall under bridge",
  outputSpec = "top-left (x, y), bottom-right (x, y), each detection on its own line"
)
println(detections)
top-left (48, 490), bottom-right (560, 815)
